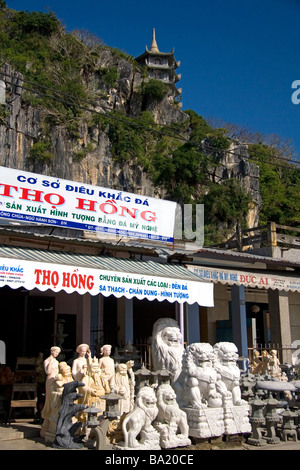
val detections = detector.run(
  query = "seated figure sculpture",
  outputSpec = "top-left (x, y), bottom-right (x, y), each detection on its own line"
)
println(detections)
top-left (175, 343), bottom-right (225, 409)
top-left (213, 342), bottom-right (247, 406)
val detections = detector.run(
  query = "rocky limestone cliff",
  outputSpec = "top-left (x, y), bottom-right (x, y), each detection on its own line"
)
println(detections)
top-left (0, 59), bottom-right (185, 196)
top-left (0, 55), bottom-right (261, 227)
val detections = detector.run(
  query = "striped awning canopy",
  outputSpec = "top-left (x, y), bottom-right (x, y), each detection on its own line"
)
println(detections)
top-left (0, 245), bottom-right (214, 306)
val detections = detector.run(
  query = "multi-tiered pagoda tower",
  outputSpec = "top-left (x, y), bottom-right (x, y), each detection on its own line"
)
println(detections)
top-left (135, 29), bottom-right (182, 97)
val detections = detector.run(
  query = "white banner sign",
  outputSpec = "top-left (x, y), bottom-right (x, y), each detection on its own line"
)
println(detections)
top-left (0, 257), bottom-right (214, 306)
top-left (0, 167), bottom-right (177, 242)
top-left (186, 265), bottom-right (300, 293)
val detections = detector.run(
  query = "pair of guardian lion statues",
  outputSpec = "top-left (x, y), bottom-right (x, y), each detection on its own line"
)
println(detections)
top-left (151, 317), bottom-right (246, 409)
top-left (120, 318), bottom-right (247, 449)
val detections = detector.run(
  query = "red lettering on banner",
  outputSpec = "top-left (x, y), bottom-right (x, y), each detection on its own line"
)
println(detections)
top-left (61, 270), bottom-right (94, 290)
top-left (19, 187), bottom-right (44, 202)
top-left (0, 184), bottom-right (18, 197)
top-left (34, 269), bottom-right (42, 284)
top-left (239, 274), bottom-right (257, 284)
top-left (76, 198), bottom-right (97, 212)
top-left (62, 272), bottom-right (70, 287)
top-left (0, 184), bottom-right (65, 206)
top-left (140, 210), bottom-right (157, 222)
top-left (99, 200), bottom-right (118, 215)
top-left (34, 269), bottom-right (59, 286)
top-left (43, 193), bottom-right (65, 206)
top-left (119, 206), bottom-right (138, 218)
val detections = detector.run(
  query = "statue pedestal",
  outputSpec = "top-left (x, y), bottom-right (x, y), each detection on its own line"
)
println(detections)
top-left (114, 429), bottom-right (161, 450)
top-left (183, 403), bottom-right (251, 439)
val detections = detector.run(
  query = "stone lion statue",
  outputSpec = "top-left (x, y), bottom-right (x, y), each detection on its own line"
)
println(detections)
top-left (121, 386), bottom-right (159, 449)
top-left (154, 384), bottom-right (191, 448)
top-left (213, 342), bottom-right (246, 406)
top-left (176, 343), bottom-right (225, 409)
top-left (151, 318), bottom-right (184, 382)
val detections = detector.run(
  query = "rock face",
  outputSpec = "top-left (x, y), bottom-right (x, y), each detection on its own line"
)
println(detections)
top-left (0, 58), bottom-right (260, 225)
top-left (0, 59), bottom-right (185, 197)
top-left (203, 140), bottom-right (261, 227)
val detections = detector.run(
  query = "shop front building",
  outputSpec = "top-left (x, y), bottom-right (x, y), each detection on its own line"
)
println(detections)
top-left (185, 249), bottom-right (300, 365)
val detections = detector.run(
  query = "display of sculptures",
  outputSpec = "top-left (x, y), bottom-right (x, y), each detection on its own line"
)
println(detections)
top-left (249, 349), bottom-right (288, 381)
top-left (39, 317), bottom-right (255, 450)
top-left (150, 318), bottom-right (251, 439)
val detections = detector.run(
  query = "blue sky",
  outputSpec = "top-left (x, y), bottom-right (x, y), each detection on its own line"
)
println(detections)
top-left (6, 0), bottom-right (300, 159)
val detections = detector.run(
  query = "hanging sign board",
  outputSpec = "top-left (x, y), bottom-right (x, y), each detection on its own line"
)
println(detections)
top-left (186, 264), bottom-right (300, 293)
top-left (0, 256), bottom-right (214, 306)
top-left (0, 166), bottom-right (177, 242)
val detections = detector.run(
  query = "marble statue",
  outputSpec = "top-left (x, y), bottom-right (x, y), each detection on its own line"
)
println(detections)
top-left (151, 318), bottom-right (184, 382)
top-left (268, 349), bottom-right (281, 379)
top-left (99, 344), bottom-right (115, 386)
top-left (291, 340), bottom-right (300, 368)
top-left (88, 357), bottom-right (111, 411)
top-left (213, 342), bottom-right (247, 406)
top-left (249, 350), bottom-right (263, 375)
top-left (44, 362), bottom-right (73, 443)
top-left (154, 383), bottom-right (191, 449)
top-left (71, 343), bottom-right (91, 380)
top-left (40, 346), bottom-right (61, 438)
top-left (111, 361), bottom-right (135, 415)
top-left (120, 386), bottom-right (160, 450)
top-left (175, 343), bottom-right (224, 409)
top-left (261, 350), bottom-right (270, 375)
top-left (174, 341), bottom-right (251, 439)
top-left (75, 356), bottom-right (110, 426)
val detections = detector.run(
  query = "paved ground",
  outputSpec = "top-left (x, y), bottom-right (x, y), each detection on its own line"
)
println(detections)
top-left (1, 422), bottom-right (300, 452)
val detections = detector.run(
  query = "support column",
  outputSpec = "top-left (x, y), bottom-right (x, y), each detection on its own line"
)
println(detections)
top-left (117, 297), bottom-right (133, 346)
top-left (199, 307), bottom-right (209, 342)
top-left (231, 285), bottom-right (248, 360)
top-left (268, 289), bottom-right (291, 363)
top-left (187, 303), bottom-right (200, 344)
top-left (175, 302), bottom-right (185, 345)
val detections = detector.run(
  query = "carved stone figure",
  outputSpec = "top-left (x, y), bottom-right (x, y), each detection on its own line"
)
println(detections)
top-left (99, 344), bottom-right (115, 386)
top-left (175, 343), bottom-right (224, 409)
top-left (268, 349), bottom-right (281, 379)
top-left (151, 318), bottom-right (184, 382)
top-left (40, 346), bottom-right (61, 438)
top-left (53, 381), bottom-right (87, 449)
top-left (111, 361), bottom-right (135, 415)
top-left (72, 343), bottom-right (91, 380)
top-left (88, 357), bottom-right (111, 411)
top-left (44, 362), bottom-right (73, 443)
top-left (121, 386), bottom-right (159, 449)
top-left (154, 384), bottom-right (191, 449)
top-left (249, 350), bottom-right (263, 375)
top-left (75, 356), bottom-right (110, 426)
top-left (213, 342), bottom-right (247, 406)
top-left (261, 350), bottom-right (270, 375)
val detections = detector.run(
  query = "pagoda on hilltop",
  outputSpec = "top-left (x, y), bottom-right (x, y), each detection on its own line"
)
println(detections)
top-left (135, 28), bottom-right (182, 97)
